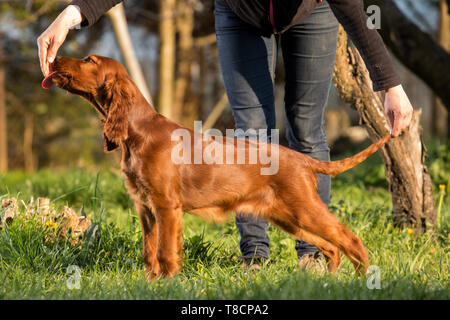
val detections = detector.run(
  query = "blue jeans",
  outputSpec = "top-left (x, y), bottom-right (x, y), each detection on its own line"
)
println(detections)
top-left (214, 0), bottom-right (339, 259)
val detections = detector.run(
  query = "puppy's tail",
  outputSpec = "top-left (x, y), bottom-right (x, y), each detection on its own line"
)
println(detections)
top-left (310, 135), bottom-right (391, 177)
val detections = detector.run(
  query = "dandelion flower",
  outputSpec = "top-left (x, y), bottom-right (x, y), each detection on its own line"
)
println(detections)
top-left (407, 228), bottom-right (414, 235)
top-left (45, 221), bottom-right (58, 229)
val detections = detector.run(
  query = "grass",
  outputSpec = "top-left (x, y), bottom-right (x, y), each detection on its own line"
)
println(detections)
top-left (0, 142), bottom-right (448, 300)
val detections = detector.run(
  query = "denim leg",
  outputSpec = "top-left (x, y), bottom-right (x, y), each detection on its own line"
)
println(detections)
top-left (281, 1), bottom-right (339, 258)
top-left (215, 0), bottom-right (276, 259)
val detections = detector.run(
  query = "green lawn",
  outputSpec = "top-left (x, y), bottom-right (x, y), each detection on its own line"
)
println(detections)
top-left (0, 141), bottom-right (448, 299)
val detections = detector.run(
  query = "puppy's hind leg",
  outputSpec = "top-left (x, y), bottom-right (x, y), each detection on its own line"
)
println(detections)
top-left (269, 215), bottom-right (341, 272)
top-left (292, 202), bottom-right (369, 274)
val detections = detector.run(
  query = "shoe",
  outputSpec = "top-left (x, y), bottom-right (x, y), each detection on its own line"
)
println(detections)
top-left (298, 252), bottom-right (326, 273)
top-left (237, 255), bottom-right (268, 272)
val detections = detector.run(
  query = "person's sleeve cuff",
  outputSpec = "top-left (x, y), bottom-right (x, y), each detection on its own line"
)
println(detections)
top-left (372, 73), bottom-right (402, 92)
top-left (69, 0), bottom-right (100, 27)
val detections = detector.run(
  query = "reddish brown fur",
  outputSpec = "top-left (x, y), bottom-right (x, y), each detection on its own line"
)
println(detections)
top-left (50, 55), bottom-right (391, 278)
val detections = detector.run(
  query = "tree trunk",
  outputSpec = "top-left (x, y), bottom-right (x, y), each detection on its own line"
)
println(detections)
top-left (107, 3), bottom-right (153, 107)
top-left (23, 112), bottom-right (34, 172)
top-left (0, 43), bottom-right (7, 172)
top-left (158, 0), bottom-right (176, 118)
top-left (363, 0), bottom-right (450, 110)
top-left (173, 1), bottom-right (194, 125)
top-left (333, 26), bottom-right (436, 231)
top-left (432, 0), bottom-right (449, 137)
top-left (203, 93), bottom-right (228, 131)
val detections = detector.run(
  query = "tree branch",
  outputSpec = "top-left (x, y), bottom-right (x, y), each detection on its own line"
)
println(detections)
top-left (364, 0), bottom-right (450, 108)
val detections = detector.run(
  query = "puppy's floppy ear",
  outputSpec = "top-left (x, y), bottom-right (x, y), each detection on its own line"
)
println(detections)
top-left (103, 77), bottom-right (135, 150)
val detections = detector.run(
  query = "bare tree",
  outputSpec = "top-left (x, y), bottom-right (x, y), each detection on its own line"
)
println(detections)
top-left (0, 42), bottom-right (7, 172)
top-left (23, 112), bottom-right (34, 172)
top-left (107, 3), bottom-right (153, 107)
top-left (158, 0), bottom-right (176, 118)
top-left (173, 0), bottom-right (194, 125)
top-left (203, 93), bottom-right (228, 131)
top-left (333, 26), bottom-right (436, 231)
top-left (432, 0), bottom-right (449, 137)
top-left (363, 0), bottom-right (450, 111)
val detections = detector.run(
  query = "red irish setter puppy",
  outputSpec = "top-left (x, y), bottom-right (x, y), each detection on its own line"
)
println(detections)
top-left (43, 55), bottom-right (390, 278)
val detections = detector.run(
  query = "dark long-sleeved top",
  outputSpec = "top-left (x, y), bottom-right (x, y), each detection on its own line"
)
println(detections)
top-left (70, 0), bottom-right (401, 91)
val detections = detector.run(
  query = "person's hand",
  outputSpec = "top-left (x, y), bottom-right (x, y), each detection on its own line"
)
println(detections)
top-left (37, 5), bottom-right (83, 76)
top-left (384, 85), bottom-right (413, 137)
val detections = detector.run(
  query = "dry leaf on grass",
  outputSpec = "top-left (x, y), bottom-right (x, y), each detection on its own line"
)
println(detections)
top-left (56, 206), bottom-right (91, 244)
top-left (1, 197), bottom-right (91, 244)
top-left (1, 198), bottom-right (17, 226)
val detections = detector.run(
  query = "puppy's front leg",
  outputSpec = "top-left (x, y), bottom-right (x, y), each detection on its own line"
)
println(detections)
top-left (135, 203), bottom-right (159, 280)
top-left (154, 205), bottom-right (183, 278)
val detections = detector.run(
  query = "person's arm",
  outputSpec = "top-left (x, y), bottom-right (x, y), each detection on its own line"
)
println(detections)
top-left (37, 1), bottom-right (122, 77)
top-left (328, 0), bottom-right (399, 91)
top-left (69, 0), bottom-right (122, 27)
top-left (328, 0), bottom-right (412, 136)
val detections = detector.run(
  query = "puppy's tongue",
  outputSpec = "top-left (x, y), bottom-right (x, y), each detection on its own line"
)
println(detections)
top-left (42, 71), bottom-right (57, 89)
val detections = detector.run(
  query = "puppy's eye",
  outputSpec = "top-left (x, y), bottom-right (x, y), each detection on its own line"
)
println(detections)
top-left (84, 57), bottom-right (95, 63)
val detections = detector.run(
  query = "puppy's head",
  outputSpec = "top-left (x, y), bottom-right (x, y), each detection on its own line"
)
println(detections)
top-left (43, 55), bottom-right (136, 151)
